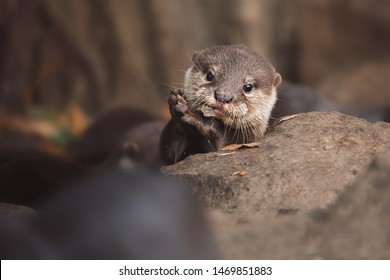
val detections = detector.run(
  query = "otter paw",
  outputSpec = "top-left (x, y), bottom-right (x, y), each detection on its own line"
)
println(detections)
top-left (168, 89), bottom-right (188, 117)
top-left (175, 95), bottom-right (188, 114)
top-left (170, 88), bottom-right (184, 97)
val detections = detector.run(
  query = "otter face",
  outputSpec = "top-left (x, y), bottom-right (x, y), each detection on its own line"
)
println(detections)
top-left (183, 45), bottom-right (281, 137)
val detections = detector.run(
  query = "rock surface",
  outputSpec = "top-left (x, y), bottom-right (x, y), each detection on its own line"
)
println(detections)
top-left (162, 111), bottom-right (390, 259)
top-left (163, 112), bottom-right (390, 213)
top-left (308, 150), bottom-right (390, 259)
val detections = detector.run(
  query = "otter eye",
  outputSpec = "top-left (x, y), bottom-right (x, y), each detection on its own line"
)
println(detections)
top-left (243, 84), bottom-right (253, 93)
top-left (205, 71), bottom-right (214, 82)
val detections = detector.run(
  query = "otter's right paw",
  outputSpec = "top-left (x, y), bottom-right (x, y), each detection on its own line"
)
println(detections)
top-left (168, 89), bottom-right (188, 118)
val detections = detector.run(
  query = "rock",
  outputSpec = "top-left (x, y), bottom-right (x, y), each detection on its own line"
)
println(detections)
top-left (0, 207), bottom-right (50, 259)
top-left (0, 202), bottom-right (37, 219)
top-left (0, 149), bottom-right (90, 209)
top-left (162, 111), bottom-right (390, 259)
top-left (163, 112), bottom-right (390, 215)
top-left (207, 151), bottom-right (390, 259)
top-left (1, 169), bottom-right (216, 259)
top-left (207, 209), bottom-right (309, 259)
top-left (36, 169), bottom-right (215, 259)
top-left (307, 151), bottom-right (390, 259)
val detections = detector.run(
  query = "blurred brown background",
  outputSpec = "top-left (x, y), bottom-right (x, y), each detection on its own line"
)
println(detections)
top-left (0, 0), bottom-right (389, 146)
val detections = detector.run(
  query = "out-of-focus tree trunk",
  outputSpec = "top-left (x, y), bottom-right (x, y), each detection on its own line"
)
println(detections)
top-left (0, 0), bottom-right (230, 117)
top-left (0, 0), bottom-right (389, 117)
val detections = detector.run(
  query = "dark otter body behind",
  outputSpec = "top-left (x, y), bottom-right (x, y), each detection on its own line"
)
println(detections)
top-left (160, 45), bottom-right (282, 165)
top-left (71, 106), bottom-right (158, 165)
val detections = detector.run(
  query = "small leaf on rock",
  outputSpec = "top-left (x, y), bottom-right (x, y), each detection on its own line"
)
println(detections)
top-left (232, 171), bottom-right (248, 177)
top-left (220, 142), bottom-right (260, 151)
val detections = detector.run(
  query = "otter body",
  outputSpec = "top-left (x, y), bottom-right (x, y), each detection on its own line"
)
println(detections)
top-left (71, 106), bottom-right (158, 165)
top-left (160, 45), bottom-right (281, 165)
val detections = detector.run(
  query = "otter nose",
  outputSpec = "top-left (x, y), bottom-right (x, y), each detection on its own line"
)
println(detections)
top-left (214, 91), bottom-right (233, 103)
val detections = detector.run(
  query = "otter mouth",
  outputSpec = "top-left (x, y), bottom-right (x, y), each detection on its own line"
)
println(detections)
top-left (209, 103), bottom-right (229, 118)
top-left (198, 103), bottom-right (229, 119)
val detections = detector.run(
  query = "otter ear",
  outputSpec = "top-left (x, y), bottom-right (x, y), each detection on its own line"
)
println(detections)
top-left (191, 50), bottom-right (205, 71)
top-left (122, 141), bottom-right (140, 158)
top-left (233, 44), bottom-right (248, 50)
top-left (273, 73), bottom-right (282, 88)
top-left (191, 51), bottom-right (201, 64)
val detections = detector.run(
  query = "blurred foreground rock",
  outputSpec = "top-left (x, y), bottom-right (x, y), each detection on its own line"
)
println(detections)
top-left (163, 112), bottom-right (390, 259)
top-left (0, 170), bottom-right (215, 259)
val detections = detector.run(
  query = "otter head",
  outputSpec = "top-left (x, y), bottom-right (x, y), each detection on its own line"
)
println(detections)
top-left (184, 44), bottom-right (282, 138)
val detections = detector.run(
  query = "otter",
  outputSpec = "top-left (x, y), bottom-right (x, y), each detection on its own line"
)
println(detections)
top-left (160, 44), bottom-right (282, 165)
top-left (71, 106), bottom-right (158, 165)
top-left (105, 120), bottom-right (165, 170)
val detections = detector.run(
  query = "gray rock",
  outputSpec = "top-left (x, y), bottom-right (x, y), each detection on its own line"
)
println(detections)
top-left (0, 202), bottom-right (37, 219)
top-left (162, 112), bottom-right (390, 259)
top-left (163, 112), bottom-right (390, 215)
top-left (307, 150), bottom-right (390, 259)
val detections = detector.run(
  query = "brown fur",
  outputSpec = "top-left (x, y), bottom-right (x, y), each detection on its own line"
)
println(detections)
top-left (160, 45), bottom-right (281, 165)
